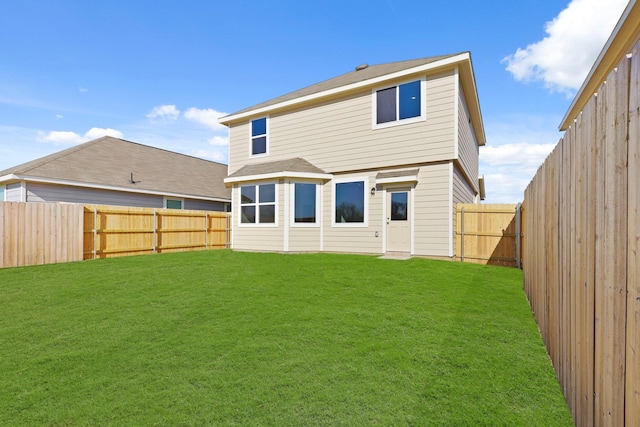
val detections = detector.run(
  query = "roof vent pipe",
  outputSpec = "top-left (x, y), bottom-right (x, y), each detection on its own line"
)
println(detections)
top-left (355, 63), bottom-right (369, 71)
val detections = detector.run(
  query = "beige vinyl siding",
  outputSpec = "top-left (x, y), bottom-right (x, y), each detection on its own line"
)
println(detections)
top-left (451, 165), bottom-right (477, 256)
top-left (457, 87), bottom-right (479, 191)
top-left (231, 180), bottom-right (285, 252)
top-left (288, 227), bottom-right (322, 252)
top-left (413, 162), bottom-right (452, 257)
top-left (228, 70), bottom-right (457, 175)
top-left (322, 172), bottom-right (383, 254)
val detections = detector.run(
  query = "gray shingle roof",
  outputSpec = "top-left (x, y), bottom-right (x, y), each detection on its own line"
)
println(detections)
top-left (0, 136), bottom-right (230, 200)
top-left (226, 157), bottom-right (326, 178)
top-left (221, 53), bottom-right (463, 120)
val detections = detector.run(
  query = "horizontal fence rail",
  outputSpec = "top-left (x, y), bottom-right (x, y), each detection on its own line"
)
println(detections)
top-left (455, 203), bottom-right (522, 268)
top-left (0, 202), bottom-right (84, 268)
top-left (83, 205), bottom-right (231, 260)
top-left (523, 43), bottom-right (640, 426)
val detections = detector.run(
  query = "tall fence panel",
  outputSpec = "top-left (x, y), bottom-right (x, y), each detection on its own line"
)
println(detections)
top-left (523, 44), bottom-right (639, 426)
top-left (0, 202), bottom-right (84, 268)
top-left (83, 205), bottom-right (231, 260)
top-left (455, 203), bottom-right (522, 267)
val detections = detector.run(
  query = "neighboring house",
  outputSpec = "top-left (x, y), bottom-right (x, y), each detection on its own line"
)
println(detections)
top-left (220, 52), bottom-right (486, 257)
top-left (0, 136), bottom-right (230, 211)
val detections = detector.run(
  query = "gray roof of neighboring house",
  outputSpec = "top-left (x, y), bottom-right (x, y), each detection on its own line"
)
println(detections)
top-left (226, 157), bottom-right (326, 178)
top-left (0, 136), bottom-right (230, 200)
top-left (221, 53), bottom-right (462, 120)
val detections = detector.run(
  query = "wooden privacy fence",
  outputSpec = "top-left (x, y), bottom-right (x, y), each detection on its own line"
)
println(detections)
top-left (83, 205), bottom-right (231, 259)
top-left (455, 203), bottom-right (523, 268)
top-left (0, 202), bottom-right (231, 268)
top-left (523, 45), bottom-right (640, 425)
top-left (0, 202), bottom-right (84, 268)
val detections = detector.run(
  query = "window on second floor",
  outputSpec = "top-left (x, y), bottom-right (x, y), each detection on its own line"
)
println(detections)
top-left (374, 79), bottom-right (424, 127)
top-left (251, 117), bottom-right (268, 156)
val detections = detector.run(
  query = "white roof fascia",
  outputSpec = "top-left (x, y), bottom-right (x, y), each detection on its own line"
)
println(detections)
top-left (8, 175), bottom-right (230, 203)
top-left (0, 173), bottom-right (20, 182)
top-left (224, 171), bottom-right (333, 184)
top-left (219, 53), bottom-right (471, 124)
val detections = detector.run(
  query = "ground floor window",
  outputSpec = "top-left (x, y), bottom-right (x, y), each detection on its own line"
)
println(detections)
top-left (292, 182), bottom-right (318, 224)
top-left (333, 178), bottom-right (368, 226)
top-left (241, 183), bottom-right (276, 224)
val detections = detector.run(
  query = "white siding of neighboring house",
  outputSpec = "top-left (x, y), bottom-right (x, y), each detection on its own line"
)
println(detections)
top-left (227, 70), bottom-right (457, 176)
top-left (23, 182), bottom-right (227, 211)
top-left (5, 182), bottom-right (24, 201)
top-left (26, 182), bottom-right (163, 207)
top-left (412, 162), bottom-right (453, 257)
top-left (457, 86), bottom-right (480, 191)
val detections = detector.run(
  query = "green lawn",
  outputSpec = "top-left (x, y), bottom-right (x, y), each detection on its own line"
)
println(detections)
top-left (0, 251), bottom-right (572, 426)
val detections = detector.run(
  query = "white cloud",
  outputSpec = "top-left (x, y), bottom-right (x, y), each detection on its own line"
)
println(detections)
top-left (503, 0), bottom-right (628, 94)
top-left (37, 127), bottom-right (124, 146)
top-left (85, 127), bottom-right (124, 140)
top-left (184, 107), bottom-right (227, 131)
top-left (190, 148), bottom-right (227, 163)
top-left (209, 135), bottom-right (228, 146)
top-left (147, 104), bottom-right (180, 120)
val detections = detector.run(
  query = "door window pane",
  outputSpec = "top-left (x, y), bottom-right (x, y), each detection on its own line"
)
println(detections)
top-left (391, 192), bottom-right (408, 221)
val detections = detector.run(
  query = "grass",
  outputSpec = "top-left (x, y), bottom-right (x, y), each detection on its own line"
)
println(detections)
top-left (0, 250), bottom-right (572, 426)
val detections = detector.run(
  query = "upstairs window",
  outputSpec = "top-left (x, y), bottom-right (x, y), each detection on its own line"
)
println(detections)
top-left (241, 183), bottom-right (276, 225)
top-left (375, 80), bottom-right (423, 127)
top-left (251, 117), bottom-right (268, 156)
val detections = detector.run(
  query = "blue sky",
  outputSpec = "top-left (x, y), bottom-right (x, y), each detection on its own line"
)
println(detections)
top-left (0, 0), bottom-right (629, 202)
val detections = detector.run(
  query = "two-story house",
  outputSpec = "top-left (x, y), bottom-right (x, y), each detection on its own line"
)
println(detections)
top-left (220, 52), bottom-right (485, 258)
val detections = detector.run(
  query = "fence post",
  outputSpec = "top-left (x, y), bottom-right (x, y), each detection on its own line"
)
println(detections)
top-left (93, 208), bottom-right (97, 260)
top-left (515, 203), bottom-right (522, 269)
top-left (205, 213), bottom-right (209, 249)
top-left (153, 209), bottom-right (158, 253)
top-left (460, 206), bottom-right (465, 263)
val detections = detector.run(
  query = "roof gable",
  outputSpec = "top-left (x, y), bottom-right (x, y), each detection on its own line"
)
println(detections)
top-left (219, 52), bottom-right (485, 146)
top-left (0, 136), bottom-right (230, 200)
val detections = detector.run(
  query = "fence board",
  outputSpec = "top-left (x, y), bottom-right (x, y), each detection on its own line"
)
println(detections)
top-left (627, 44), bottom-right (640, 427)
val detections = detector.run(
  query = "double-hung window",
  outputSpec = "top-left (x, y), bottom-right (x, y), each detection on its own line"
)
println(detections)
top-left (251, 117), bottom-right (268, 156)
top-left (291, 182), bottom-right (319, 226)
top-left (240, 183), bottom-right (276, 225)
top-left (374, 79), bottom-right (424, 127)
top-left (333, 177), bottom-right (368, 227)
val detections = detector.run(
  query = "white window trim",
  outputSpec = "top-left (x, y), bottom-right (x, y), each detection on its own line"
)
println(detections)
top-left (249, 116), bottom-right (269, 158)
top-left (331, 176), bottom-right (369, 228)
top-left (238, 181), bottom-right (279, 228)
top-left (290, 180), bottom-right (321, 228)
top-left (164, 197), bottom-right (184, 209)
top-left (371, 77), bottom-right (427, 130)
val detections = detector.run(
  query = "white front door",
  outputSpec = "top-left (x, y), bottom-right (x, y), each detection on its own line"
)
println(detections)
top-left (386, 189), bottom-right (410, 252)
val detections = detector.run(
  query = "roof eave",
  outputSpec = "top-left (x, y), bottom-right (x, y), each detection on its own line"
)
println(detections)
top-left (224, 171), bottom-right (334, 185)
top-left (218, 52), bottom-right (475, 126)
top-left (5, 175), bottom-right (230, 203)
top-left (560, 0), bottom-right (640, 131)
